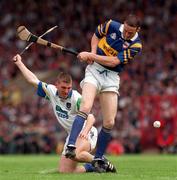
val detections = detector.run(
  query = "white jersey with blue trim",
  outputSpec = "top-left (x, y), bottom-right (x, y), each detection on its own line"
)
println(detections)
top-left (37, 81), bottom-right (81, 134)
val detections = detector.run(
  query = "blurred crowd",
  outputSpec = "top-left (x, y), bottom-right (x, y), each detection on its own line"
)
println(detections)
top-left (0, 0), bottom-right (177, 154)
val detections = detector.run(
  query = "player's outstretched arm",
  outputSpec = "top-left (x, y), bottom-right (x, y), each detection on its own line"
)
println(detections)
top-left (12, 54), bottom-right (40, 87)
top-left (79, 114), bottom-right (95, 139)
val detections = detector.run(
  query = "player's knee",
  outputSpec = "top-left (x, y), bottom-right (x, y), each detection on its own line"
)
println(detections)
top-left (80, 104), bottom-right (92, 114)
top-left (103, 119), bottom-right (115, 129)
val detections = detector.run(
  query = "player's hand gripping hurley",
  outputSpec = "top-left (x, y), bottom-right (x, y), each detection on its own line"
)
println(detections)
top-left (17, 26), bottom-right (78, 56)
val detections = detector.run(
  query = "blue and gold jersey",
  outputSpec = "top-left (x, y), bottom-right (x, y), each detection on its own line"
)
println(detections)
top-left (95, 20), bottom-right (142, 72)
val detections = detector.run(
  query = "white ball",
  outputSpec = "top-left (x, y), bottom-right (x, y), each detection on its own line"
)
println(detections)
top-left (153, 121), bottom-right (161, 128)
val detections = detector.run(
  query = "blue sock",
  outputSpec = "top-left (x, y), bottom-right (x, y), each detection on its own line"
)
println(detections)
top-left (84, 163), bottom-right (95, 172)
top-left (68, 111), bottom-right (87, 145)
top-left (95, 127), bottom-right (111, 159)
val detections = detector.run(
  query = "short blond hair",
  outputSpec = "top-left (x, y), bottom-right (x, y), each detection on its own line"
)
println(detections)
top-left (56, 72), bottom-right (72, 84)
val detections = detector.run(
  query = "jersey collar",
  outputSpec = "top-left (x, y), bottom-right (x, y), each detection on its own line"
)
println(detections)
top-left (119, 24), bottom-right (138, 41)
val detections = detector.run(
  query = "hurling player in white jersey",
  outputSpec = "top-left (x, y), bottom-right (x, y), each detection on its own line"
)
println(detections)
top-left (12, 54), bottom-right (116, 173)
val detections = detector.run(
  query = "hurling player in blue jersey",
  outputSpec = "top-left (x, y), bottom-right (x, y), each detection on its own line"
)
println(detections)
top-left (66, 14), bottom-right (142, 172)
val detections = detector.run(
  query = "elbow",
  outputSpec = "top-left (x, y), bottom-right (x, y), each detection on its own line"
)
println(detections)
top-left (93, 33), bottom-right (99, 40)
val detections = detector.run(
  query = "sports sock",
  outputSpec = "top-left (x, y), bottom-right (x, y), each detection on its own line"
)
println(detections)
top-left (68, 111), bottom-right (87, 145)
top-left (84, 163), bottom-right (95, 172)
top-left (95, 127), bottom-right (112, 159)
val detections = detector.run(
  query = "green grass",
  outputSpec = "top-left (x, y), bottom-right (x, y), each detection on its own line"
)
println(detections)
top-left (0, 154), bottom-right (177, 180)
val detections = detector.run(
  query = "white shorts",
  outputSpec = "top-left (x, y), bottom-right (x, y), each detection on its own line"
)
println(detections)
top-left (62, 126), bottom-right (98, 155)
top-left (80, 62), bottom-right (120, 94)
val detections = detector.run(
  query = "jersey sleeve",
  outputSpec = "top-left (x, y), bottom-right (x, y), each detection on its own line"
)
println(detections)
top-left (76, 97), bottom-right (82, 111)
top-left (95, 20), bottom-right (112, 38)
top-left (37, 81), bottom-right (56, 100)
top-left (71, 90), bottom-right (82, 112)
top-left (117, 42), bottom-right (142, 64)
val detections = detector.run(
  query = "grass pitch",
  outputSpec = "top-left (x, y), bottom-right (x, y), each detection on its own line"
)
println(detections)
top-left (0, 154), bottom-right (177, 180)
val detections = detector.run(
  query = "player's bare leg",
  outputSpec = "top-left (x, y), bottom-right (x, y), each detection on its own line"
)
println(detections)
top-left (75, 137), bottom-right (94, 162)
top-left (92, 92), bottom-right (118, 173)
top-left (59, 136), bottom-right (95, 173)
top-left (100, 92), bottom-right (117, 129)
top-left (59, 156), bottom-right (91, 173)
top-left (74, 166), bottom-right (87, 173)
top-left (66, 83), bottom-right (97, 158)
top-left (79, 82), bottom-right (97, 113)
top-left (59, 155), bottom-right (77, 173)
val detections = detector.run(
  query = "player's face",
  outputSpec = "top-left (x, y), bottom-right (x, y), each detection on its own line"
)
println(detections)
top-left (123, 22), bottom-right (139, 40)
top-left (56, 81), bottom-right (72, 99)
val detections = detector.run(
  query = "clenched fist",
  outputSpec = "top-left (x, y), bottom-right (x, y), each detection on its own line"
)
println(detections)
top-left (13, 54), bottom-right (22, 63)
top-left (77, 52), bottom-right (94, 64)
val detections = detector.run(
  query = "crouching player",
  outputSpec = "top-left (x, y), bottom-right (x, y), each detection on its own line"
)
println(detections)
top-left (12, 54), bottom-right (116, 173)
